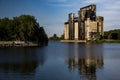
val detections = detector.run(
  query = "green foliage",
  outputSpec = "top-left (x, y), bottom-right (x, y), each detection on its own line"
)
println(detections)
top-left (60, 34), bottom-right (64, 40)
top-left (104, 29), bottom-right (120, 40)
top-left (0, 14), bottom-right (48, 45)
top-left (49, 34), bottom-right (64, 41)
top-left (94, 33), bottom-right (100, 40)
top-left (49, 34), bottom-right (60, 41)
top-left (95, 39), bottom-right (120, 43)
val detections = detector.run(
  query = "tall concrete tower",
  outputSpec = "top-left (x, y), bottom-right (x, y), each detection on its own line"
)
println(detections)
top-left (64, 4), bottom-right (104, 41)
top-left (69, 13), bottom-right (75, 40)
top-left (78, 4), bottom-right (96, 40)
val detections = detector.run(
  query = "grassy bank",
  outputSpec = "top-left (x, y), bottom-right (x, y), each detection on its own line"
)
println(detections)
top-left (95, 39), bottom-right (120, 43)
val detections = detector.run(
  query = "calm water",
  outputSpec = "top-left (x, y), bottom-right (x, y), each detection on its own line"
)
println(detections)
top-left (0, 41), bottom-right (120, 80)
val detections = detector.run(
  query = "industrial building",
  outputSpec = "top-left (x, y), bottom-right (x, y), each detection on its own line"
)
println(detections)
top-left (64, 4), bottom-right (104, 41)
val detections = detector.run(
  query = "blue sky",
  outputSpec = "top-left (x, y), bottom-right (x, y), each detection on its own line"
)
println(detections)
top-left (0, 0), bottom-right (120, 37)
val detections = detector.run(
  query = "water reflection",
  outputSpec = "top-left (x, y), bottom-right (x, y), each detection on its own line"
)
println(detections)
top-left (65, 43), bottom-right (104, 80)
top-left (0, 47), bottom-right (46, 75)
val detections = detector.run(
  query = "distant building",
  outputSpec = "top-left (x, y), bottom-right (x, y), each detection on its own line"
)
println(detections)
top-left (64, 4), bottom-right (104, 40)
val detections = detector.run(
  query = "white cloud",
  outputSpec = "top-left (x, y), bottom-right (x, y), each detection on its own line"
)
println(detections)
top-left (48, 0), bottom-right (120, 32)
top-left (83, 0), bottom-right (106, 3)
top-left (90, 0), bottom-right (120, 30)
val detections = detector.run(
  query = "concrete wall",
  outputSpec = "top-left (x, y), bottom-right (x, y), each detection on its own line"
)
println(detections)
top-left (64, 23), bottom-right (69, 40)
top-left (74, 22), bottom-right (78, 40)
top-left (85, 18), bottom-right (98, 40)
top-left (96, 16), bottom-right (104, 36)
top-left (85, 18), bottom-right (91, 40)
top-left (69, 13), bottom-right (75, 40)
top-left (64, 4), bottom-right (104, 41)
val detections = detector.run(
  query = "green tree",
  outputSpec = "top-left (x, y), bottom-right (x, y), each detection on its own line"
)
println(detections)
top-left (49, 34), bottom-right (60, 41)
top-left (60, 34), bottom-right (64, 40)
top-left (0, 14), bottom-right (48, 45)
top-left (104, 29), bottom-right (120, 40)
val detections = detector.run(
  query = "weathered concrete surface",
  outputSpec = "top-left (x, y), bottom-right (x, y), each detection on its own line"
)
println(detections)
top-left (61, 40), bottom-right (86, 43)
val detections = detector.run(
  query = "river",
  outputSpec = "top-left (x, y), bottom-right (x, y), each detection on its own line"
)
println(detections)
top-left (0, 41), bottom-right (120, 80)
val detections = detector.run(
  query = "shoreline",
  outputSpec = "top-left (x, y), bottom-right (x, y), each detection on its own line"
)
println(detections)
top-left (95, 39), bottom-right (120, 43)
top-left (0, 41), bottom-right (38, 47)
top-left (60, 39), bottom-right (120, 43)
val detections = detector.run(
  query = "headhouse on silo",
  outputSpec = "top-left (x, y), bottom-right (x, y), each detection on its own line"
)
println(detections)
top-left (64, 4), bottom-right (104, 41)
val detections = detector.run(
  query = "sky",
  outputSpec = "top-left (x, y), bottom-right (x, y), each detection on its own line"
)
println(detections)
top-left (0, 0), bottom-right (120, 37)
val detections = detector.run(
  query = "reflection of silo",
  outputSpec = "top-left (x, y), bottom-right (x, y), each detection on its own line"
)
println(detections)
top-left (69, 13), bottom-right (75, 40)
top-left (65, 43), bottom-right (76, 72)
top-left (65, 43), bottom-right (81, 72)
top-left (74, 43), bottom-right (79, 64)
top-left (78, 44), bottom-right (104, 80)
top-left (85, 44), bottom-right (93, 67)
top-left (95, 44), bottom-right (104, 68)
top-left (65, 43), bottom-right (104, 80)
top-left (85, 44), bottom-right (104, 68)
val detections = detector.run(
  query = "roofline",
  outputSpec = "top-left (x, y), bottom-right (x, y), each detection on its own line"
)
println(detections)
top-left (97, 16), bottom-right (103, 18)
top-left (64, 22), bottom-right (69, 24)
top-left (80, 4), bottom-right (96, 9)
